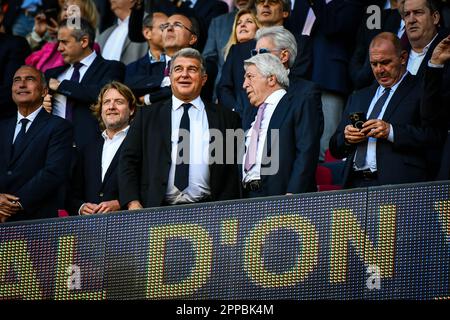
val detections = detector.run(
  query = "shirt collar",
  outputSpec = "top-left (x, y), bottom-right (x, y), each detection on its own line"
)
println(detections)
top-left (172, 95), bottom-right (204, 112)
top-left (74, 50), bottom-right (97, 69)
top-left (117, 15), bottom-right (130, 26)
top-left (411, 33), bottom-right (439, 55)
top-left (379, 71), bottom-right (408, 93)
top-left (102, 125), bottom-right (130, 141)
top-left (264, 88), bottom-right (287, 106)
top-left (17, 106), bottom-right (43, 124)
top-left (149, 52), bottom-right (166, 63)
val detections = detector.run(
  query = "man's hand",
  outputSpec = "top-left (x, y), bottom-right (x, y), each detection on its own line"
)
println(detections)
top-left (127, 200), bottom-right (143, 210)
top-left (96, 200), bottom-right (121, 213)
top-left (344, 124), bottom-right (367, 144)
top-left (0, 214), bottom-right (8, 223)
top-left (430, 35), bottom-right (450, 65)
top-left (360, 119), bottom-right (390, 140)
top-left (0, 194), bottom-right (21, 216)
top-left (49, 78), bottom-right (60, 91)
top-left (43, 94), bottom-right (53, 113)
top-left (80, 203), bottom-right (99, 215)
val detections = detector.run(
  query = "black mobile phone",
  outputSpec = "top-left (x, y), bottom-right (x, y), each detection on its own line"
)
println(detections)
top-left (43, 8), bottom-right (58, 24)
top-left (349, 112), bottom-right (367, 129)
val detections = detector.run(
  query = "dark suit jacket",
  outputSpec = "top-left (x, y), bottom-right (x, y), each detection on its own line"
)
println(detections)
top-left (309, 0), bottom-right (364, 95)
top-left (247, 81), bottom-right (323, 196)
top-left (0, 33), bottom-right (31, 119)
top-left (421, 65), bottom-right (450, 180)
top-left (329, 73), bottom-right (442, 187)
top-left (0, 108), bottom-right (73, 221)
top-left (45, 55), bottom-right (125, 148)
top-left (118, 99), bottom-right (241, 208)
top-left (128, 0), bottom-right (228, 52)
top-left (125, 54), bottom-right (217, 103)
top-left (67, 135), bottom-right (123, 215)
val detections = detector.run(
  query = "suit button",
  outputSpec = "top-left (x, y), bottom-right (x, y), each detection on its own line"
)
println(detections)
top-left (99, 193), bottom-right (104, 197)
top-left (7, 171), bottom-right (12, 175)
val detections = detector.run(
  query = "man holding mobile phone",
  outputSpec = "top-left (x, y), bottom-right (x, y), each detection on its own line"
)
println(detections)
top-left (329, 32), bottom-right (443, 188)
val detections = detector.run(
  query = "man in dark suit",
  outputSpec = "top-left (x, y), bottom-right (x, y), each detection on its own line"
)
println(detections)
top-left (68, 82), bottom-right (136, 216)
top-left (421, 35), bottom-right (450, 180)
top-left (119, 48), bottom-right (241, 209)
top-left (0, 4), bottom-right (31, 119)
top-left (125, 13), bottom-right (216, 104)
top-left (241, 53), bottom-right (322, 198)
top-left (0, 66), bottom-right (72, 223)
top-left (128, 0), bottom-right (229, 52)
top-left (44, 18), bottom-right (125, 149)
top-left (329, 32), bottom-right (441, 188)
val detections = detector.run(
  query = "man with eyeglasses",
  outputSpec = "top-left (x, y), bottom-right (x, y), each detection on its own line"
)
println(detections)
top-left (218, 0), bottom-right (314, 129)
top-left (119, 48), bottom-right (241, 209)
top-left (241, 53), bottom-right (321, 198)
top-left (125, 13), bottom-right (217, 105)
top-left (127, 0), bottom-right (228, 52)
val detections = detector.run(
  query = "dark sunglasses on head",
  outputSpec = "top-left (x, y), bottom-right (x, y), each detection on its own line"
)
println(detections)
top-left (250, 48), bottom-right (272, 56)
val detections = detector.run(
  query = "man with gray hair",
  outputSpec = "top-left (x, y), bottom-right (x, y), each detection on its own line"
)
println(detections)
top-left (241, 53), bottom-right (321, 198)
top-left (119, 48), bottom-right (241, 209)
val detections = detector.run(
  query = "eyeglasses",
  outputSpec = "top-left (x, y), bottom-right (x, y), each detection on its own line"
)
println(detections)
top-left (250, 48), bottom-right (283, 56)
top-left (159, 22), bottom-right (196, 35)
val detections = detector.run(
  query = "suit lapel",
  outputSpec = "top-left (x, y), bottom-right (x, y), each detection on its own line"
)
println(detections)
top-left (80, 56), bottom-right (102, 84)
top-left (266, 93), bottom-right (291, 156)
top-left (161, 100), bottom-right (173, 156)
top-left (382, 74), bottom-right (416, 121)
top-left (2, 118), bottom-right (16, 165)
top-left (92, 137), bottom-right (104, 188)
top-left (9, 109), bottom-right (50, 165)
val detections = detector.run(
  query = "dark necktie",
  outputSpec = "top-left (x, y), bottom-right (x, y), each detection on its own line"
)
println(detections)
top-left (354, 88), bottom-right (391, 169)
top-left (163, 60), bottom-right (171, 77)
top-left (400, 29), bottom-right (409, 50)
top-left (174, 103), bottom-right (192, 191)
top-left (65, 62), bottom-right (83, 121)
top-left (11, 118), bottom-right (30, 159)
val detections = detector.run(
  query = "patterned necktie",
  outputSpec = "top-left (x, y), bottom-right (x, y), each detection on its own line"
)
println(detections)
top-left (174, 103), bottom-right (192, 191)
top-left (354, 88), bottom-right (391, 168)
top-left (163, 60), bottom-right (171, 77)
top-left (245, 103), bottom-right (267, 172)
top-left (11, 118), bottom-right (30, 159)
top-left (65, 62), bottom-right (83, 121)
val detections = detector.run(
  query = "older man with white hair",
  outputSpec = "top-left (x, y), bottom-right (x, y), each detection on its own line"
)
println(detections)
top-left (241, 53), bottom-right (321, 198)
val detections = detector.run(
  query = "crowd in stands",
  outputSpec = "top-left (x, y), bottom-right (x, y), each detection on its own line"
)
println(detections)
top-left (0, 0), bottom-right (449, 222)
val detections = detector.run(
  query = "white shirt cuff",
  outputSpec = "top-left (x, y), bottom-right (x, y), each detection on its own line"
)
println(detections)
top-left (78, 203), bottom-right (85, 215)
top-left (388, 124), bottom-right (394, 142)
top-left (144, 94), bottom-right (151, 105)
top-left (428, 60), bottom-right (445, 68)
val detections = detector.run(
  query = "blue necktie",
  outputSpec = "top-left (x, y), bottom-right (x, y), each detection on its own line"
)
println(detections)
top-left (174, 103), bottom-right (192, 191)
top-left (65, 62), bottom-right (83, 121)
top-left (11, 118), bottom-right (30, 159)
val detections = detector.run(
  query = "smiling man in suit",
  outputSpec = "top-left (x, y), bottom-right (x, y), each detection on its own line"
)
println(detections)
top-left (241, 53), bottom-right (321, 198)
top-left (68, 81), bottom-right (136, 215)
top-left (329, 32), bottom-right (442, 188)
top-left (45, 18), bottom-right (125, 149)
top-left (119, 48), bottom-right (241, 209)
top-left (0, 65), bottom-right (72, 223)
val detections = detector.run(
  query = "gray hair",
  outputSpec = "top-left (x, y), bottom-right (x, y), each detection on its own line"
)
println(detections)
top-left (170, 48), bottom-right (206, 75)
top-left (244, 53), bottom-right (289, 88)
top-left (255, 26), bottom-right (297, 68)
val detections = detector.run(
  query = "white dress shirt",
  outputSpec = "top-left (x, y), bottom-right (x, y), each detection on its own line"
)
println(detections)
top-left (242, 89), bottom-right (287, 183)
top-left (101, 126), bottom-right (129, 182)
top-left (165, 96), bottom-right (211, 204)
top-left (407, 34), bottom-right (438, 75)
top-left (102, 16), bottom-right (130, 62)
top-left (13, 106), bottom-right (43, 143)
top-left (53, 51), bottom-right (97, 119)
top-left (353, 72), bottom-right (408, 171)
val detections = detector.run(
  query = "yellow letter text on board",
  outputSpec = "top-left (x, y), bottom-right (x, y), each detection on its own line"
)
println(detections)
top-left (146, 224), bottom-right (213, 298)
top-left (244, 215), bottom-right (319, 288)
top-left (330, 205), bottom-right (396, 283)
top-left (0, 240), bottom-right (43, 299)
